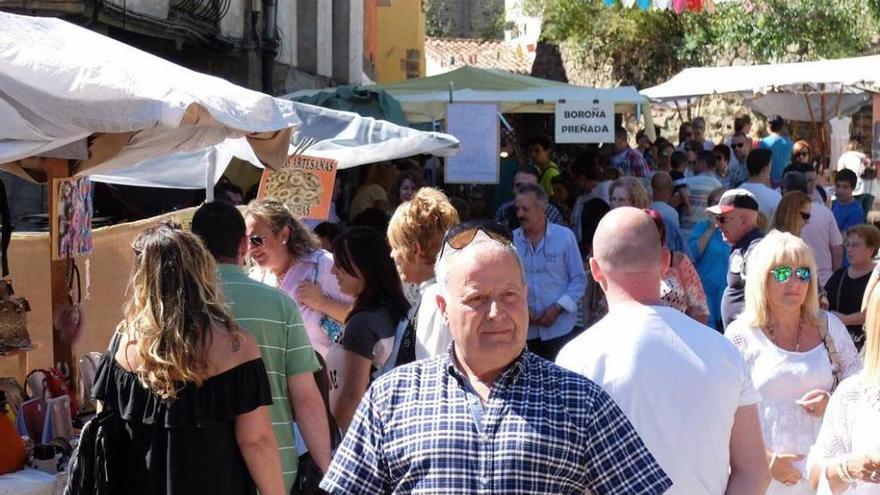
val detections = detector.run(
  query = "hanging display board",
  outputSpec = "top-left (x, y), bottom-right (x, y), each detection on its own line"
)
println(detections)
top-left (51, 177), bottom-right (93, 260)
top-left (555, 100), bottom-right (615, 143)
top-left (258, 155), bottom-right (338, 220)
top-left (444, 103), bottom-right (500, 184)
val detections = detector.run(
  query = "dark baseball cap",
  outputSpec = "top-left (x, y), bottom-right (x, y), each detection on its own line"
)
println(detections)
top-left (706, 188), bottom-right (759, 215)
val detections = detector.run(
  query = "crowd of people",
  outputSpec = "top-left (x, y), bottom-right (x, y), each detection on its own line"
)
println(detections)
top-left (75, 113), bottom-right (880, 495)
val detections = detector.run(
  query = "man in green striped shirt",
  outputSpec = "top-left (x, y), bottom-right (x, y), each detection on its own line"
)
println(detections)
top-left (193, 201), bottom-right (331, 493)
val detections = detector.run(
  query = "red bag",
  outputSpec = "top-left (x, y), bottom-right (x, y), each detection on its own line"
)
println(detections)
top-left (26, 368), bottom-right (78, 416)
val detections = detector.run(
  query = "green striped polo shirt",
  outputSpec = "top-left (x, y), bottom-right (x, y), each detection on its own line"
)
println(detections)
top-left (218, 264), bottom-right (320, 493)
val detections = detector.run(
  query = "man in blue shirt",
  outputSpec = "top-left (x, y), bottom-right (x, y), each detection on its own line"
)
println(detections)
top-left (759, 115), bottom-right (793, 188)
top-left (320, 220), bottom-right (672, 495)
top-left (513, 183), bottom-right (586, 361)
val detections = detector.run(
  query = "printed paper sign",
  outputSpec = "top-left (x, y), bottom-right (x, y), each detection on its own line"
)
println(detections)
top-left (52, 177), bottom-right (93, 260)
top-left (258, 155), bottom-right (338, 220)
top-left (555, 100), bottom-right (614, 143)
top-left (445, 103), bottom-right (500, 184)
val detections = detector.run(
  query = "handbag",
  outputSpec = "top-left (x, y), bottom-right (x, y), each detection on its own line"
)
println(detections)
top-left (292, 352), bottom-right (340, 495)
top-left (818, 312), bottom-right (842, 391)
top-left (312, 265), bottom-right (344, 343)
top-left (0, 179), bottom-right (30, 353)
top-left (64, 334), bottom-right (126, 495)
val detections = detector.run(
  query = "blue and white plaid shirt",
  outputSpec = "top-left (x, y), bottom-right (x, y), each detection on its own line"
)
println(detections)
top-left (320, 349), bottom-right (672, 494)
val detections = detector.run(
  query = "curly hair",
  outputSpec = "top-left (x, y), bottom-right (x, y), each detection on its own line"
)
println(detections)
top-left (245, 198), bottom-right (320, 259)
top-left (123, 223), bottom-right (240, 400)
top-left (387, 187), bottom-right (459, 266)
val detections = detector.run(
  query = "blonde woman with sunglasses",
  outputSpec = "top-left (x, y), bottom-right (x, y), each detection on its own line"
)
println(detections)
top-left (726, 231), bottom-right (861, 494)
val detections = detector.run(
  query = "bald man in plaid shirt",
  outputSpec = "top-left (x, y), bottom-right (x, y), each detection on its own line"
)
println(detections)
top-left (320, 220), bottom-right (671, 495)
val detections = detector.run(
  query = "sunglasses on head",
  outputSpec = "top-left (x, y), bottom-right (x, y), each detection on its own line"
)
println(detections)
top-left (248, 235), bottom-right (266, 247)
top-left (437, 220), bottom-right (513, 261)
top-left (770, 265), bottom-right (811, 283)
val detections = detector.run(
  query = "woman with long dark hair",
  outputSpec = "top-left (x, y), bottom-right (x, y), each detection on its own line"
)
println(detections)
top-left (326, 226), bottom-right (410, 433)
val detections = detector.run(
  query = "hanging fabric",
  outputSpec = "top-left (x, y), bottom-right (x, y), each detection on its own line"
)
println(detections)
top-left (654, 0), bottom-right (673, 10)
top-left (686, 0), bottom-right (703, 11)
top-left (672, 0), bottom-right (687, 14)
top-left (637, 0), bottom-right (651, 10)
top-left (622, 0), bottom-right (637, 8)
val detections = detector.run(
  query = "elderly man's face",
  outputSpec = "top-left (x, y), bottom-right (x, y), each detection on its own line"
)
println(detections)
top-left (438, 246), bottom-right (528, 368)
top-left (516, 192), bottom-right (545, 230)
top-left (715, 208), bottom-right (757, 244)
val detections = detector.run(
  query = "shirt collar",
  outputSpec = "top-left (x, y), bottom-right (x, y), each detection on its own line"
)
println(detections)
top-left (444, 344), bottom-right (529, 387)
top-left (218, 263), bottom-right (246, 277)
top-left (419, 277), bottom-right (437, 292)
top-left (734, 227), bottom-right (764, 251)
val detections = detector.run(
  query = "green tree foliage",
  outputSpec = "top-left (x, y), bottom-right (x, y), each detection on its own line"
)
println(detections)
top-left (529, 0), bottom-right (879, 87)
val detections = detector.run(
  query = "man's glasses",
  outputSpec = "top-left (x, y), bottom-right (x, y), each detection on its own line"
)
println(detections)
top-left (799, 211), bottom-right (811, 222)
top-left (248, 235), bottom-right (266, 247)
top-left (715, 215), bottom-right (732, 225)
top-left (798, 150), bottom-right (811, 157)
top-left (714, 154), bottom-right (725, 162)
top-left (770, 266), bottom-right (811, 284)
top-left (732, 142), bottom-right (746, 148)
top-left (437, 220), bottom-right (513, 261)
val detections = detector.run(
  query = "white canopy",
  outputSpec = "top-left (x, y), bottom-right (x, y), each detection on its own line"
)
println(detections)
top-left (641, 55), bottom-right (880, 121)
top-left (0, 12), bottom-right (459, 189)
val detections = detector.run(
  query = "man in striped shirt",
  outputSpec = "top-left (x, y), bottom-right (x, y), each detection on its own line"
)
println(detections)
top-left (193, 201), bottom-right (331, 493)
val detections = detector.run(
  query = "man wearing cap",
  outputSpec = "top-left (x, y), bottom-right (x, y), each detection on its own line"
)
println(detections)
top-left (710, 189), bottom-right (764, 329)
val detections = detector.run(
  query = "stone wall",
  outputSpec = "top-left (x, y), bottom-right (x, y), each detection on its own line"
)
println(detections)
top-left (425, 0), bottom-right (505, 38)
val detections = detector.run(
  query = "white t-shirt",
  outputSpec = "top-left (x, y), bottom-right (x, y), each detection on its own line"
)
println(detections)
top-left (801, 202), bottom-right (844, 286)
top-left (739, 182), bottom-right (782, 219)
top-left (414, 279), bottom-right (452, 360)
top-left (557, 304), bottom-right (759, 495)
top-left (726, 313), bottom-right (861, 495)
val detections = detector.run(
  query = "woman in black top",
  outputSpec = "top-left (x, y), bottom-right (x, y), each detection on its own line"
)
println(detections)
top-left (328, 226), bottom-right (410, 434)
top-left (825, 224), bottom-right (880, 350)
top-left (91, 223), bottom-right (284, 495)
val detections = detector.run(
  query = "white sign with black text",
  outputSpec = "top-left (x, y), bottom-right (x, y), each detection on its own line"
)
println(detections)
top-left (555, 100), bottom-right (614, 143)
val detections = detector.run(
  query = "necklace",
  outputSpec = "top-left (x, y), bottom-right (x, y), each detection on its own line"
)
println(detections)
top-left (766, 318), bottom-right (803, 352)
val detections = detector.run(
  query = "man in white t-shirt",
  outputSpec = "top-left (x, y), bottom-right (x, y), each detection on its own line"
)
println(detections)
top-left (557, 207), bottom-right (770, 495)
top-left (738, 148), bottom-right (781, 220)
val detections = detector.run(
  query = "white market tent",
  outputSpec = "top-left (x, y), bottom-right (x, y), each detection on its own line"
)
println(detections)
top-left (641, 55), bottom-right (880, 122)
top-left (286, 66), bottom-right (655, 135)
top-left (0, 12), bottom-right (460, 189)
top-left (0, 11), bottom-right (459, 386)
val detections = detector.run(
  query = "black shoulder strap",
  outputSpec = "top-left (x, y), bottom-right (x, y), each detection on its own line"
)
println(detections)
top-left (0, 180), bottom-right (11, 278)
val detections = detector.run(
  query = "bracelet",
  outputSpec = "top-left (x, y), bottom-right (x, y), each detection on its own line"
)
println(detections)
top-left (837, 457), bottom-right (856, 484)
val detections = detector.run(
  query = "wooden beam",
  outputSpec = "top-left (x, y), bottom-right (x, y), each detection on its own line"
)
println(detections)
top-left (43, 158), bottom-right (77, 395)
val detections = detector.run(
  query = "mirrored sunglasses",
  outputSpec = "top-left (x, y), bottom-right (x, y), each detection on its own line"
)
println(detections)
top-left (248, 235), bottom-right (266, 247)
top-left (770, 266), bottom-right (811, 283)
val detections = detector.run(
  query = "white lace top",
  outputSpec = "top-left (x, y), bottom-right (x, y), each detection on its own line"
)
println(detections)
top-left (808, 373), bottom-right (880, 494)
top-left (727, 312), bottom-right (862, 494)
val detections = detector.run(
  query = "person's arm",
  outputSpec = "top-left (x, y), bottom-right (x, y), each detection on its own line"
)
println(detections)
top-left (331, 351), bottom-right (373, 435)
top-left (288, 373), bottom-right (332, 472)
top-left (295, 285), bottom-right (352, 322)
top-left (831, 244), bottom-right (844, 272)
top-left (832, 310), bottom-right (865, 327)
top-left (235, 405), bottom-right (285, 495)
top-left (861, 269), bottom-right (880, 312)
top-left (690, 222), bottom-right (715, 260)
top-left (726, 405), bottom-right (771, 495)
